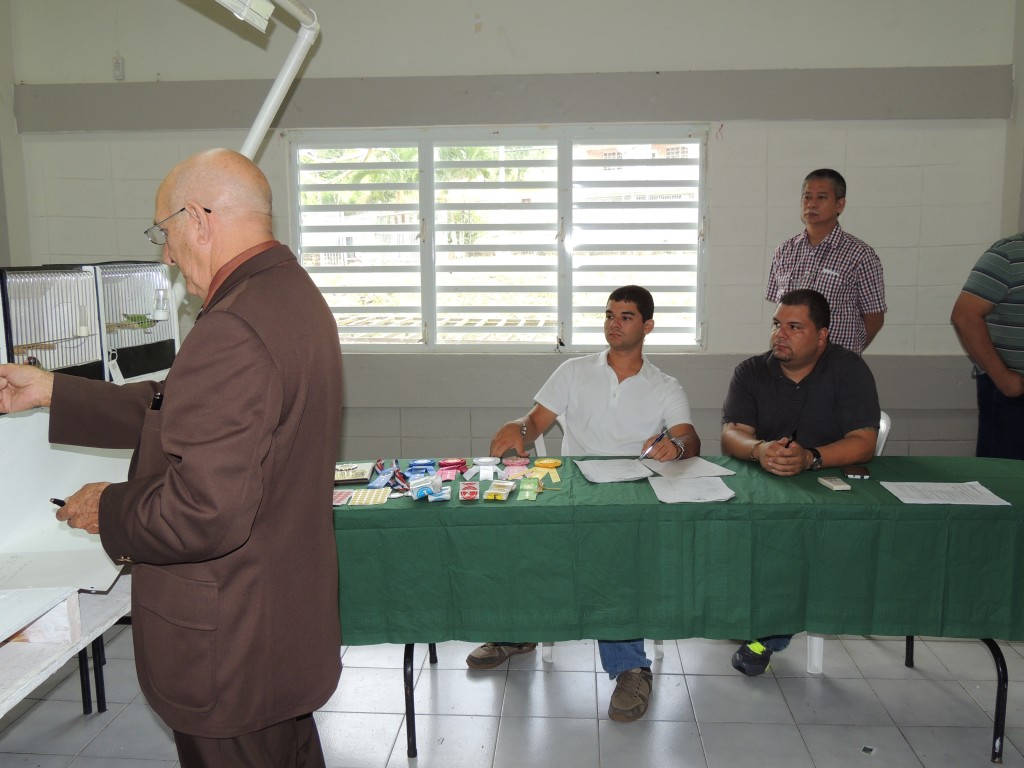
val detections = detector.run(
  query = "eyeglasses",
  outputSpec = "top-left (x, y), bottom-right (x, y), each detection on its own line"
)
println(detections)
top-left (144, 206), bottom-right (212, 246)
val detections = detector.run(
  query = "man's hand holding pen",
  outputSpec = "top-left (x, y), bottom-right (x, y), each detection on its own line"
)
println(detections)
top-left (51, 482), bottom-right (111, 535)
top-left (639, 428), bottom-right (684, 462)
top-left (759, 431), bottom-right (807, 476)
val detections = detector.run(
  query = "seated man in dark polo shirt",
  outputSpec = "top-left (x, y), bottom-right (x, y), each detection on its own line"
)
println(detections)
top-left (720, 288), bottom-right (880, 675)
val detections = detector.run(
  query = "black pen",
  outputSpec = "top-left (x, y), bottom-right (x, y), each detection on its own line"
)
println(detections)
top-left (638, 428), bottom-right (668, 460)
top-left (49, 497), bottom-right (66, 507)
top-left (782, 430), bottom-right (797, 447)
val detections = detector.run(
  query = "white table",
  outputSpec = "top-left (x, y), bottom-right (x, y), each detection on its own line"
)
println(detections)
top-left (0, 574), bottom-right (131, 719)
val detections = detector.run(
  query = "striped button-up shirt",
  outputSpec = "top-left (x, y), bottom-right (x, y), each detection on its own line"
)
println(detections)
top-left (765, 223), bottom-right (886, 353)
top-left (962, 232), bottom-right (1024, 375)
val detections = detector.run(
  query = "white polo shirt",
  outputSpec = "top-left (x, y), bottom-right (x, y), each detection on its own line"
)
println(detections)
top-left (534, 350), bottom-right (692, 456)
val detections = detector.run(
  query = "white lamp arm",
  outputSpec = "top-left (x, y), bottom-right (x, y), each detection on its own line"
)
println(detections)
top-left (172, 0), bottom-right (321, 311)
top-left (239, 12), bottom-right (319, 159)
top-left (272, 0), bottom-right (316, 27)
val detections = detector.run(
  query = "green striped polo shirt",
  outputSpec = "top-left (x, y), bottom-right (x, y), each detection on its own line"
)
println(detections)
top-left (962, 232), bottom-right (1024, 374)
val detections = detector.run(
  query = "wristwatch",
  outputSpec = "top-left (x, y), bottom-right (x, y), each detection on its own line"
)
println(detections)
top-left (669, 436), bottom-right (687, 460)
top-left (807, 447), bottom-right (823, 471)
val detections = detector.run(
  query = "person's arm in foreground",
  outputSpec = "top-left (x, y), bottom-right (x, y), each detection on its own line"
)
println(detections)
top-left (951, 291), bottom-right (1024, 398)
top-left (639, 423), bottom-right (701, 461)
top-left (862, 312), bottom-right (885, 350)
top-left (723, 421), bottom-right (876, 477)
top-left (0, 363), bottom-right (54, 412)
top-left (490, 403), bottom-right (559, 458)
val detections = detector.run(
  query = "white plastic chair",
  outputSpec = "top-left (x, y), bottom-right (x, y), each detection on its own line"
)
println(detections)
top-left (530, 416), bottom-right (563, 457)
top-left (876, 410), bottom-right (891, 455)
top-left (806, 410), bottom-right (891, 673)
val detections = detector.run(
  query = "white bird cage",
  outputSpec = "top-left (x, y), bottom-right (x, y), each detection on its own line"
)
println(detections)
top-left (0, 266), bottom-right (105, 380)
top-left (95, 262), bottom-right (180, 383)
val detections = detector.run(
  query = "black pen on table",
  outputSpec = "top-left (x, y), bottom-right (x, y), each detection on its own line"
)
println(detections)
top-left (49, 497), bottom-right (65, 507)
top-left (637, 428), bottom-right (668, 460)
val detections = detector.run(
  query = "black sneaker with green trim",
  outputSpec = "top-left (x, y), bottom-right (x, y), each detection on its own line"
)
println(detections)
top-left (732, 640), bottom-right (772, 676)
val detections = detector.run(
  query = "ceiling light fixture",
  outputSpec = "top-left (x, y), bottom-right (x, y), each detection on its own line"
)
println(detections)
top-left (211, 0), bottom-right (320, 159)
top-left (212, 0), bottom-right (276, 33)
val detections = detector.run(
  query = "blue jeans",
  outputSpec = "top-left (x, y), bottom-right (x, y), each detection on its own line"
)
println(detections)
top-left (756, 634), bottom-right (792, 653)
top-left (976, 373), bottom-right (1024, 460)
top-left (494, 640), bottom-right (650, 678)
top-left (598, 639), bottom-right (650, 679)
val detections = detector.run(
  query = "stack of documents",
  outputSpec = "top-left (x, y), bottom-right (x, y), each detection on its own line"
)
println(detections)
top-left (641, 456), bottom-right (735, 480)
top-left (575, 456), bottom-right (737, 503)
top-left (645, 456), bottom-right (737, 503)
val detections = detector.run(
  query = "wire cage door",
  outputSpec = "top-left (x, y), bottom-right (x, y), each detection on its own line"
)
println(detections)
top-left (0, 267), bottom-right (105, 379)
top-left (96, 262), bottom-right (180, 383)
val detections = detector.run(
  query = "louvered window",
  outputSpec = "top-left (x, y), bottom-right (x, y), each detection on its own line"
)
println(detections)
top-left (291, 126), bottom-right (705, 350)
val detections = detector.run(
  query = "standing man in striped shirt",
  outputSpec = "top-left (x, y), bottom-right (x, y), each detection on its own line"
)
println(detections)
top-left (766, 169), bottom-right (886, 353)
top-left (951, 232), bottom-right (1024, 460)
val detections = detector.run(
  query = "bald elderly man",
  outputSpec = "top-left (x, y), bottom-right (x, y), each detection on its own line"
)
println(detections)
top-left (0, 149), bottom-right (343, 768)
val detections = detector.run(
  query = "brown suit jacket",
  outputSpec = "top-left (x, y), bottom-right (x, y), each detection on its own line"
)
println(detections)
top-left (49, 245), bottom-right (343, 738)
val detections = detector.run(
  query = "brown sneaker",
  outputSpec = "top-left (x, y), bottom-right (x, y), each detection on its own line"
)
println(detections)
top-left (608, 667), bottom-right (653, 722)
top-left (466, 642), bottom-right (538, 670)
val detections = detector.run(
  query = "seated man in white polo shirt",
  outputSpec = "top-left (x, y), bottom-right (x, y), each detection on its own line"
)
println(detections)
top-left (473, 284), bottom-right (701, 723)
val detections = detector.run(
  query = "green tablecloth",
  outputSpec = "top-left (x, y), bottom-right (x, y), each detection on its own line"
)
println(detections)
top-left (334, 456), bottom-right (1024, 645)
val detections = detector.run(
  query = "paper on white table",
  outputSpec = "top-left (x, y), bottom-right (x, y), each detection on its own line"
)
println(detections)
top-left (880, 480), bottom-right (1010, 506)
top-left (0, 410), bottom-right (129, 592)
top-left (642, 456), bottom-right (737, 479)
top-left (574, 459), bottom-right (654, 483)
top-left (648, 475), bottom-right (736, 503)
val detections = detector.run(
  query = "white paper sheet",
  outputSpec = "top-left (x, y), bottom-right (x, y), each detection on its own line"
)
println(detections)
top-left (574, 459), bottom-right (654, 483)
top-left (648, 475), bottom-right (736, 503)
top-left (0, 410), bottom-right (130, 591)
top-left (642, 456), bottom-right (737, 479)
top-left (880, 480), bottom-right (1010, 506)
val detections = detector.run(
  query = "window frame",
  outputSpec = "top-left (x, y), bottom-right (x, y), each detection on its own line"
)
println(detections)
top-left (287, 124), bottom-right (708, 353)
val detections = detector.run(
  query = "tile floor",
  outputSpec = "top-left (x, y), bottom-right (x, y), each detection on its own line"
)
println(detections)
top-left (2, 629), bottom-right (1024, 767)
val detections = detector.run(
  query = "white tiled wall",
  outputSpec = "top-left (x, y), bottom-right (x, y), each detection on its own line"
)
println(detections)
top-left (707, 118), bottom-right (1006, 355)
top-left (18, 118), bottom-right (1008, 358)
top-left (20, 130), bottom-right (280, 265)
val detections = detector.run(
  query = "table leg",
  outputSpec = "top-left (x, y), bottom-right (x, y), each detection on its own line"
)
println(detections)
top-left (904, 636), bottom-right (915, 668)
top-left (981, 639), bottom-right (1007, 764)
top-left (77, 649), bottom-right (92, 715)
top-left (96, 633), bottom-right (107, 666)
top-left (428, 643), bottom-right (437, 664)
top-left (91, 637), bottom-right (107, 713)
top-left (404, 643), bottom-right (418, 758)
top-left (806, 634), bottom-right (824, 674)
